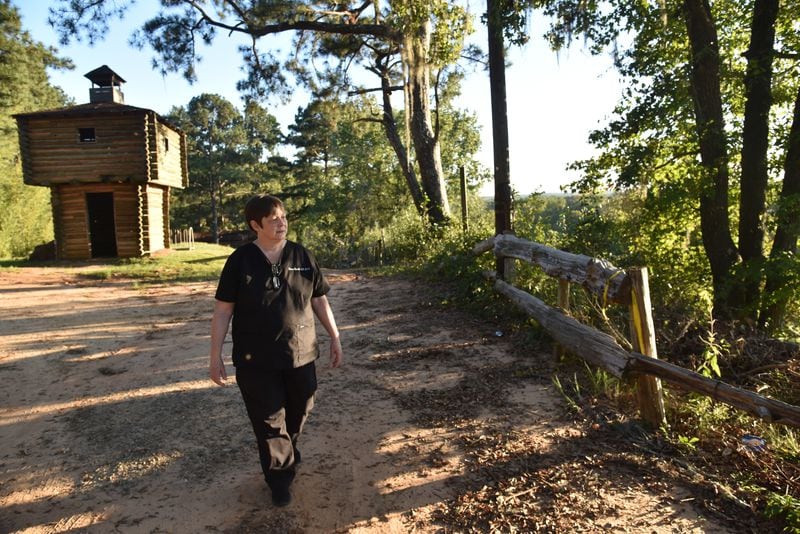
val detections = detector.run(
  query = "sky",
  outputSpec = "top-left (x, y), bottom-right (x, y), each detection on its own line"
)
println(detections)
top-left (17, 1), bottom-right (622, 195)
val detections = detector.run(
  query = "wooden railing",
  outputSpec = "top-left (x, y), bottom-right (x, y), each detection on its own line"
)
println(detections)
top-left (474, 233), bottom-right (800, 429)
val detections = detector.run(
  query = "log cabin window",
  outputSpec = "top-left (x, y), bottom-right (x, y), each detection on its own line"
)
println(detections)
top-left (78, 128), bottom-right (96, 143)
top-left (163, 137), bottom-right (169, 152)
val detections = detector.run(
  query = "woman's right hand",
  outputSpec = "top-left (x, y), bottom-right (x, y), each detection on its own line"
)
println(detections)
top-left (209, 356), bottom-right (227, 386)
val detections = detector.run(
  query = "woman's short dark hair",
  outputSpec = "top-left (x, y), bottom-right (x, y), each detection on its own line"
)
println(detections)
top-left (244, 194), bottom-right (284, 230)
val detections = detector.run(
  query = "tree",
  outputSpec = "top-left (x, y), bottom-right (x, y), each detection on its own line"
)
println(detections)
top-left (284, 88), bottom-right (488, 264)
top-left (50, 0), bottom-right (476, 226)
top-left (761, 83), bottom-right (800, 329)
top-left (166, 94), bottom-right (281, 242)
top-left (529, 0), bottom-right (800, 327)
top-left (284, 95), bottom-right (409, 260)
top-left (0, 0), bottom-right (71, 258)
top-left (487, 0), bottom-right (513, 258)
top-left (682, 0), bottom-right (740, 315)
top-left (286, 99), bottom-right (338, 176)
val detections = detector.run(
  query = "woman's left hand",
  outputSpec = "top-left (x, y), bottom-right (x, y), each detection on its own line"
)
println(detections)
top-left (329, 337), bottom-right (343, 368)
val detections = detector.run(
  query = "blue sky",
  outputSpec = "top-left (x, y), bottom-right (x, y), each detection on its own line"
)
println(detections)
top-left (17, 1), bottom-right (622, 194)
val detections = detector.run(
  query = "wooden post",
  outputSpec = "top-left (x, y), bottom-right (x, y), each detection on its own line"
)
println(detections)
top-left (628, 267), bottom-right (667, 429)
top-left (554, 279), bottom-right (570, 359)
top-left (500, 232), bottom-right (517, 285)
top-left (460, 166), bottom-right (468, 234)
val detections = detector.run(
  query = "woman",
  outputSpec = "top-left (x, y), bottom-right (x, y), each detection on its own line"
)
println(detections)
top-left (209, 194), bottom-right (343, 507)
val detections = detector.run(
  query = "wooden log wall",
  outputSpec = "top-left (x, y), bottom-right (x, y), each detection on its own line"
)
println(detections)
top-left (162, 187), bottom-right (172, 251)
top-left (52, 183), bottom-right (143, 259)
top-left (150, 117), bottom-right (186, 189)
top-left (19, 114), bottom-right (150, 185)
top-left (145, 185), bottom-right (165, 252)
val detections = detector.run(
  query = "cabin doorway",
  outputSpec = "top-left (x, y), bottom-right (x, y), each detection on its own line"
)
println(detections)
top-left (86, 192), bottom-right (118, 257)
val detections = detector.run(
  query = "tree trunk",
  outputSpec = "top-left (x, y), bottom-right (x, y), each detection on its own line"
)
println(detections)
top-left (738, 0), bottom-right (779, 319)
top-left (406, 22), bottom-right (451, 225)
top-left (683, 0), bottom-right (740, 318)
top-left (210, 176), bottom-right (220, 244)
top-left (378, 67), bottom-right (426, 215)
top-left (760, 83), bottom-right (800, 330)
top-left (487, 0), bottom-right (514, 277)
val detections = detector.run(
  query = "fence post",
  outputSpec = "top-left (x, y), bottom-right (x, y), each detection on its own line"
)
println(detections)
top-left (460, 166), bottom-right (469, 234)
top-left (628, 267), bottom-right (667, 429)
top-left (554, 279), bottom-right (570, 359)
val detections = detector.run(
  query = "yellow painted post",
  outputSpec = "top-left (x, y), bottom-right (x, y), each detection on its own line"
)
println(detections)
top-left (628, 267), bottom-right (667, 429)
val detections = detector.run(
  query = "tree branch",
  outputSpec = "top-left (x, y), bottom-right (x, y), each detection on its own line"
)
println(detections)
top-left (353, 116), bottom-right (383, 124)
top-left (774, 50), bottom-right (800, 60)
top-left (348, 86), bottom-right (403, 96)
top-left (433, 68), bottom-right (441, 143)
top-left (182, 1), bottom-right (401, 41)
top-left (259, 20), bottom-right (398, 40)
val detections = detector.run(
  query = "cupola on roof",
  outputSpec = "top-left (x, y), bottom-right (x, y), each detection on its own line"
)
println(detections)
top-left (84, 65), bottom-right (125, 104)
top-left (84, 65), bottom-right (126, 87)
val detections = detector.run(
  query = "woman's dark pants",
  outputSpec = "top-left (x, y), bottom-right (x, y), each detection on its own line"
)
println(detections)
top-left (235, 362), bottom-right (317, 494)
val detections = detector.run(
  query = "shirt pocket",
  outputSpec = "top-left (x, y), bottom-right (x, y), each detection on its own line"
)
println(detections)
top-left (237, 270), bottom-right (266, 310)
top-left (289, 320), bottom-right (318, 359)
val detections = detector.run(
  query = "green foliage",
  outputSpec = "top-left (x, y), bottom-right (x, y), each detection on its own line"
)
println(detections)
top-left (698, 320), bottom-right (727, 379)
top-left (670, 393), bottom-right (736, 437)
top-left (51, 0), bottom-right (480, 228)
top-left (0, 0), bottom-right (72, 259)
top-left (676, 435), bottom-right (700, 452)
top-left (388, 0), bottom-right (473, 66)
top-left (166, 94), bottom-right (282, 239)
top-left (0, 185), bottom-right (54, 259)
top-left (581, 362), bottom-right (620, 399)
top-left (439, 106), bottom-right (491, 194)
top-left (765, 492), bottom-right (800, 532)
top-left (513, 193), bottom-right (569, 246)
top-left (762, 427), bottom-right (800, 463)
top-left (288, 96), bottom-right (410, 263)
top-left (284, 93), bottom-right (489, 268)
top-left (552, 374), bottom-right (582, 413)
top-left (531, 0), bottom-right (800, 324)
top-left (761, 247), bottom-right (800, 337)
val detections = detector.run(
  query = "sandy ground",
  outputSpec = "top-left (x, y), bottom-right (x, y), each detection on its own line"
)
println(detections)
top-left (0, 267), bottom-right (740, 533)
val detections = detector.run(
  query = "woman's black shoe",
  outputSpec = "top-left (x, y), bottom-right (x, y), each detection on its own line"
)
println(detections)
top-left (272, 488), bottom-right (292, 507)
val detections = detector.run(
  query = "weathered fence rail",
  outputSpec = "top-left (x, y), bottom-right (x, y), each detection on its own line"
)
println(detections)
top-left (475, 234), bottom-right (631, 304)
top-left (475, 234), bottom-right (800, 429)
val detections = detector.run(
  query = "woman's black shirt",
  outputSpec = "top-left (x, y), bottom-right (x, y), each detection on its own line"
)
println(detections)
top-left (215, 241), bottom-right (330, 370)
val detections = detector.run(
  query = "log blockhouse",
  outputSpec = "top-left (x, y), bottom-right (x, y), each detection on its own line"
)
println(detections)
top-left (14, 65), bottom-right (188, 260)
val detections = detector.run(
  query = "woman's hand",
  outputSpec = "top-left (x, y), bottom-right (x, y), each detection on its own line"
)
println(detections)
top-left (329, 337), bottom-right (343, 368)
top-left (209, 355), bottom-right (228, 386)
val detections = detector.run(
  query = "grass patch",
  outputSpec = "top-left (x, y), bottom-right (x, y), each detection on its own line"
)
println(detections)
top-left (0, 259), bottom-right (27, 269)
top-left (1, 243), bottom-right (232, 283)
top-left (76, 243), bottom-right (231, 283)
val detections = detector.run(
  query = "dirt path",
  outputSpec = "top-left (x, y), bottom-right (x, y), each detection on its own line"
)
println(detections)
top-left (0, 268), bottom-right (741, 533)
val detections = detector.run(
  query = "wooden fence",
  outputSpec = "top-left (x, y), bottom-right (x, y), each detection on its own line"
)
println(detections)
top-left (474, 233), bottom-right (800, 429)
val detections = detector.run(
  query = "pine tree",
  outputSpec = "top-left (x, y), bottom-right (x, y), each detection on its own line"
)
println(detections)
top-left (0, 0), bottom-right (71, 258)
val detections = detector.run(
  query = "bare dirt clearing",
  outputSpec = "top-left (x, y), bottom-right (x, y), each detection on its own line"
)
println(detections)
top-left (0, 267), bottom-right (749, 532)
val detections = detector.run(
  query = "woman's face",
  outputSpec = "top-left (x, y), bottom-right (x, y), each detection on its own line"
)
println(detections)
top-left (254, 208), bottom-right (287, 241)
